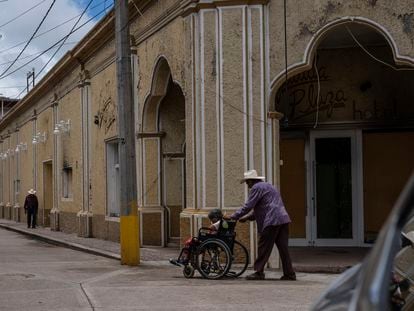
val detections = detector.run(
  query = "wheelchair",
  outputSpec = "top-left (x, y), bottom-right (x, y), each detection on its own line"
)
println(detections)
top-left (178, 220), bottom-right (249, 279)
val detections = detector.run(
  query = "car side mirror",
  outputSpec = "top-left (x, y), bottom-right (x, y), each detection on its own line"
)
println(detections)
top-left (401, 231), bottom-right (414, 248)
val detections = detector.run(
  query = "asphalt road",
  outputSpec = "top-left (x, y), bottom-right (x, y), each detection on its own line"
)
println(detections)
top-left (0, 228), bottom-right (337, 311)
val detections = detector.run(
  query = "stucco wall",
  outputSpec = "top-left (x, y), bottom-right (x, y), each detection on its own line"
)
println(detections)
top-left (58, 88), bottom-right (82, 215)
top-left (89, 62), bottom-right (117, 219)
top-left (268, 0), bottom-right (414, 96)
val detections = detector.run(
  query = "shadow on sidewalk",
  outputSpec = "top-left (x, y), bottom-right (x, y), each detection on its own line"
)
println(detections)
top-left (0, 219), bottom-right (369, 272)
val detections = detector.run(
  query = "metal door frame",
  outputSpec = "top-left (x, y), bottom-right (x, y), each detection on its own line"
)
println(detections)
top-left (307, 129), bottom-right (363, 246)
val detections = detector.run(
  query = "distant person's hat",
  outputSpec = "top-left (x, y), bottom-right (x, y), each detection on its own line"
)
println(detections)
top-left (240, 170), bottom-right (265, 184)
top-left (28, 189), bottom-right (36, 194)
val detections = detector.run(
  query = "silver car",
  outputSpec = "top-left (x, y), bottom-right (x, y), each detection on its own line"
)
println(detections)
top-left (312, 173), bottom-right (414, 311)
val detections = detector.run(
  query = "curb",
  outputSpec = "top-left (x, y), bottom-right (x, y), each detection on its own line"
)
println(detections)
top-left (0, 223), bottom-right (121, 261)
top-left (293, 265), bottom-right (350, 274)
top-left (0, 223), bottom-right (350, 274)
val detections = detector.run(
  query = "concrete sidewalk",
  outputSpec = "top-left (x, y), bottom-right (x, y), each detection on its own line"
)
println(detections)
top-left (0, 219), bottom-right (178, 263)
top-left (0, 219), bottom-right (369, 272)
top-left (0, 228), bottom-right (337, 311)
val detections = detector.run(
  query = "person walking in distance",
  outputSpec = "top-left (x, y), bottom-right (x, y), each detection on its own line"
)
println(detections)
top-left (24, 189), bottom-right (38, 229)
top-left (225, 170), bottom-right (296, 281)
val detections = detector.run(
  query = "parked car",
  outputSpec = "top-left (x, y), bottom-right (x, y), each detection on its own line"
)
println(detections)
top-left (312, 173), bottom-right (414, 311)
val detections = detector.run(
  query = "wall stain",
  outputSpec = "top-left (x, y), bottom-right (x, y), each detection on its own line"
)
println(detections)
top-left (296, 1), bottom-right (342, 38)
top-left (368, 0), bottom-right (378, 7)
top-left (398, 13), bottom-right (414, 34)
top-left (97, 80), bottom-right (116, 134)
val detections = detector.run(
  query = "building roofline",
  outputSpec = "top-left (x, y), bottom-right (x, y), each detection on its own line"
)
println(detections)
top-left (0, 0), bottom-right (149, 132)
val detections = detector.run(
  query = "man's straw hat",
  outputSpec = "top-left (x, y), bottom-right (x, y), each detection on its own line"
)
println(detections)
top-left (240, 170), bottom-right (265, 184)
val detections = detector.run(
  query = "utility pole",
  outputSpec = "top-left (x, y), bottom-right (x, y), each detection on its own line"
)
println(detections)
top-left (0, 93), bottom-right (3, 119)
top-left (115, 0), bottom-right (139, 265)
top-left (26, 68), bottom-right (35, 93)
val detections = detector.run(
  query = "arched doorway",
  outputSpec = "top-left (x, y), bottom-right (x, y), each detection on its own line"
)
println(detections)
top-left (139, 57), bottom-right (186, 247)
top-left (273, 21), bottom-right (414, 247)
top-left (158, 79), bottom-right (186, 246)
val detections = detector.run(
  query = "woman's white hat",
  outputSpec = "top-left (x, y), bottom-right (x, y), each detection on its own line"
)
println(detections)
top-left (240, 169), bottom-right (265, 184)
top-left (28, 189), bottom-right (36, 194)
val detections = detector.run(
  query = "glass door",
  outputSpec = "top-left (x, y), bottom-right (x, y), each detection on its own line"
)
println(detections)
top-left (309, 131), bottom-right (360, 246)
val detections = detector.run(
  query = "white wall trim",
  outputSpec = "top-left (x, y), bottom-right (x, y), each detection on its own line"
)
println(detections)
top-left (218, 8), bottom-right (224, 209)
top-left (242, 5), bottom-right (249, 176)
top-left (215, 8), bottom-right (222, 210)
top-left (200, 10), bottom-right (206, 209)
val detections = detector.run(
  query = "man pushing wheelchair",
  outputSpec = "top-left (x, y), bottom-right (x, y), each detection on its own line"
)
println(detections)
top-left (170, 169), bottom-right (295, 281)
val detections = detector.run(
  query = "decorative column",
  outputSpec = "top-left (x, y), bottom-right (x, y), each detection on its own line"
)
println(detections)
top-left (50, 100), bottom-right (60, 230)
top-left (266, 111), bottom-right (284, 269)
top-left (180, 2), bottom-right (271, 247)
top-left (77, 70), bottom-right (93, 237)
top-left (131, 37), bottom-right (143, 246)
top-left (0, 139), bottom-right (4, 218)
top-left (178, 2), bottom-right (284, 270)
top-left (6, 134), bottom-right (12, 219)
top-left (13, 128), bottom-right (20, 222)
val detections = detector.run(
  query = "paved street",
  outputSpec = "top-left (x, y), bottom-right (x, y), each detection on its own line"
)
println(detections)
top-left (0, 228), bottom-right (337, 311)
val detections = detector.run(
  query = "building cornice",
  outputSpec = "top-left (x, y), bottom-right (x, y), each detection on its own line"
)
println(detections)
top-left (180, 0), bottom-right (269, 17)
top-left (0, 0), bottom-right (270, 132)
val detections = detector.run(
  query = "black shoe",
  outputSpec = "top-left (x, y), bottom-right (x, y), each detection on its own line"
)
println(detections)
top-left (32, 226), bottom-right (36, 229)
top-left (280, 274), bottom-right (296, 281)
top-left (245, 272), bottom-right (265, 280)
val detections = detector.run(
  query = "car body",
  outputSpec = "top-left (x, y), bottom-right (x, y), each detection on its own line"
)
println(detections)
top-left (312, 173), bottom-right (414, 310)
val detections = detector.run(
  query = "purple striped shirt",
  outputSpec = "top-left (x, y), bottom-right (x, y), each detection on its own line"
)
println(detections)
top-left (230, 181), bottom-right (291, 234)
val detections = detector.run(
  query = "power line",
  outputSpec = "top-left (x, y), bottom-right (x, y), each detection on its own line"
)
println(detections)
top-left (313, 54), bottom-right (321, 129)
top-left (35, 0), bottom-right (95, 78)
top-left (0, 0), bottom-right (57, 78)
top-left (0, 0), bottom-right (113, 56)
top-left (346, 26), bottom-right (414, 71)
top-left (0, 85), bottom-right (25, 88)
top-left (283, 0), bottom-right (288, 123)
top-left (0, 0), bottom-right (48, 29)
top-left (0, 42), bottom-right (77, 66)
top-left (12, 0), bottom-right (126, 100)
top-left (1, 5), bottom-right (109, 82)
top-left (12, 5), bottom-right (110, 99)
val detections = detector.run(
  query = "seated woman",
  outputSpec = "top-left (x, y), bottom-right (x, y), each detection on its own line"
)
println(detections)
top-left (169, 208), bottom-right (225, 266)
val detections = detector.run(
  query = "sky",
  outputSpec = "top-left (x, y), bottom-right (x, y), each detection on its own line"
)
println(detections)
top-left (0, 0), bottom-right (114, 99)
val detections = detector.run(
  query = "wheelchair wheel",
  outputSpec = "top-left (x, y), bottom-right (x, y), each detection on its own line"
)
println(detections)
top-left (183, 265), bottom-right (195, 278)
top-left (226, 240), bottom-right (249, 278)
top-left (196, 239), bottom-right (231, 279)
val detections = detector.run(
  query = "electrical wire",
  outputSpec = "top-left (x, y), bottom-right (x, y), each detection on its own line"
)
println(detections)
top-left (283, 0), bottom-right (289, 123)
top-left (200, 83), bottom-right (270, 125)
top-left (0, 0), bottom-right (57, 78)
top-left (35, 0), bottom-right (94, 79)
top-left (346, 26), bottom-right (414, 72)
top-left (13, 0), bottom-right (123, 99)
top-left (0, 0), bottom-right (48, 29)
top-left (0, 0), bottom-right (113, 56)
top-left (1, 5), bottom-right (109, 83)
top-left (132, 0), bottom-right (144, 16)
top-left (0, 42), bottom-right (77, 66)
top-left (12, 5), bottom-right (113, 99)
top-left (313, 54), bottom-right (321, 128)
top-left (0, 86), bottom-right (25, 89)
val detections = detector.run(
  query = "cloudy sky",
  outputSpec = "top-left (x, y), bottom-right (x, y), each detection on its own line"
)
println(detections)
top-left (0, 0), bottom-right (114, 99)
